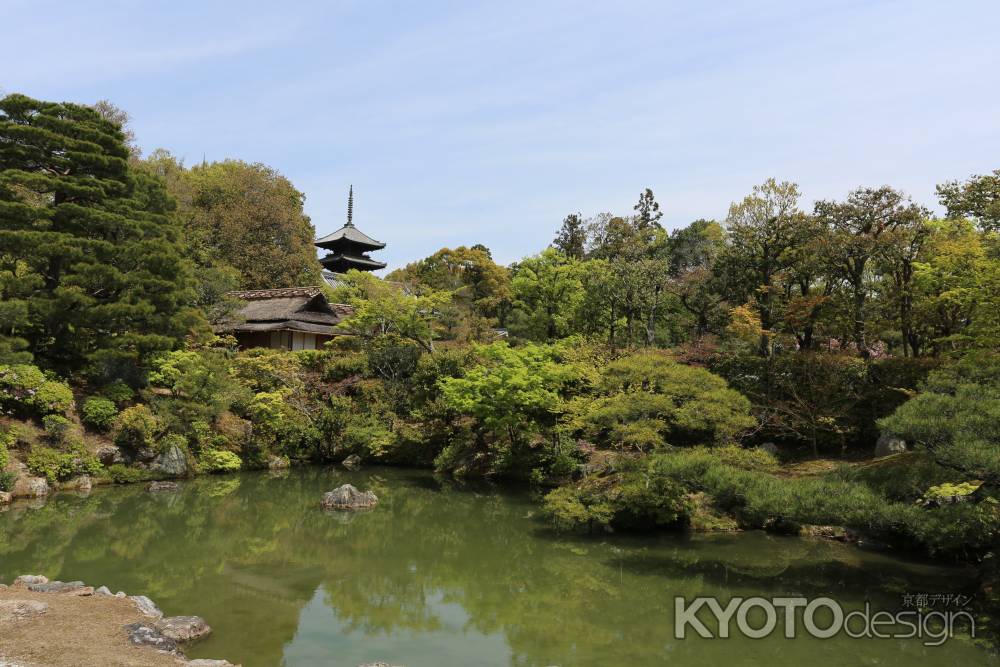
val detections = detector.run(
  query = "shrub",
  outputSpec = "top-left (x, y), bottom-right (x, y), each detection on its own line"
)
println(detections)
top-left (113, 405), bottom-right (161, 450)
top-left (42, 414), bottom-right (72, 443)
top-left (0, 471), bottom-right (15, 492)
top-left (200, 449), bottom-right (242, 473)
top-left (101, 380), bottom-right (135, 405)
top-left (104, 464), bottom-right (153, 484)
top-left (27, 444), bottom-right (101, 484)
top-left (0, 364), bottom-right (74, 417)
top-left (231, 349), bottom-right (302, 393)
top-left (0, 427), bottom-right (11, 470)
top-left (81, 397), bottom-right (118, 432)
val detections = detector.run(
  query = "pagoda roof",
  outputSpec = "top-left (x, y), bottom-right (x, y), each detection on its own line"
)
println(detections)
top-left (222, 287), bottom-right (354, 336)
top-left (315, 224), bottom-right (386, 250)
top-left (319, 252), bottom-right (387, 271)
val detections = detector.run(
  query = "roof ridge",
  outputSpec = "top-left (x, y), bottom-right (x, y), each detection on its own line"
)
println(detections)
top-left (228, 287), bottom-right (322, 300)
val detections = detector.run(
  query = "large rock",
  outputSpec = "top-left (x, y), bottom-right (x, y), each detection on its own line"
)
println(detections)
top-left (0, 491), bottom-right (11, 505)
top-left (0, 599), bottom-right (49, 622)
top-left (62, 475), bottom-right (92, 493)
top-left (124, 622), bottom-right (178, 652)
top-left (186, 661), bottom-right (237, 667)
top-left (96, 444), bottom-right (124, 466)
top-left (11, 476), bottom-right (48, 499)
top-left (156, 615), bottom-right (212, 642)
top-left (151, 444), bottom-right (187, 477)
top-left (342, 454), bottom-right (362, 470)
top-left (129, 594), bottom-right (164, 619)
top-left (874, 433), bottom-right (907, 458)
top-left (321, 484), bottom-right (378, 510)
top-left (28, 580), bottom-right (92, 595)
top-left (267, 455), bottom-right (289, 470)
top-left (13, 575), bottom-right (48, 586)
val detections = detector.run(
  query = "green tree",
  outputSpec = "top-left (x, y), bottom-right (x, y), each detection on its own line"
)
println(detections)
top-left (936, 169), bottom-right (1000, 232)
top-left (510, 249), bottom-right (586, 340)
top-left (552, 213), bottom-right (587, 260)
top-left (815, 186), bottom-right (927, 358)
top-left (0, 94), bottom-right (203, 378)
top-left (140, 152), bottom-right (319, 290)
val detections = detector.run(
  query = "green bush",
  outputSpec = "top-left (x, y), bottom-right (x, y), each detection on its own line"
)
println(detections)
top-left (0, 427), bottom-right (11, 470)
top-left (101, 380), bottom-right (135, 405)
top-left (113, 404), bottom-right (161, 450)
top-left (42, 414), bottom-right (72, 443)
top-left (0, 470), bottom-right (16, 492)
top-left (104, 464), bottom-right (153, 484)
top-left (81, 397), bottom-right (118, 432)
top-left (0, 364), bottom-right (74, 417)
top-left (200, 449), bottom-right (242, 473)
top-left (27, 444), bottom-right (102, 484)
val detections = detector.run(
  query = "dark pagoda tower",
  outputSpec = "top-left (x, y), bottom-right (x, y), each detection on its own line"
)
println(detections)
top-left (315, 185), bottom-right (387, 274)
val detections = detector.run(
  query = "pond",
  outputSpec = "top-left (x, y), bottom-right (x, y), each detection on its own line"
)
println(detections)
top-left (0, 467), bottom-right (990, 666)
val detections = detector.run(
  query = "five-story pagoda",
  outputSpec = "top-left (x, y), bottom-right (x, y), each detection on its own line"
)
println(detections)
top-left (315, 185), bottom-right (387, 274)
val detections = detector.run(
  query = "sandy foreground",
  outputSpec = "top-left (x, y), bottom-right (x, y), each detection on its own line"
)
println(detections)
top-left (0, 581), bottom-right (232, 667)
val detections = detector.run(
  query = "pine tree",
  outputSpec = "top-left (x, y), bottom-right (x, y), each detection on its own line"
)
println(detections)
top-left (553, 213), bottom-right (587, 259)
top-left (0, 94), bottom-right (204, 380)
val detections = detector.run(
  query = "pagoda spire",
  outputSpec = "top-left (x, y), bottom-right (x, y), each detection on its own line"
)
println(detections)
top-left (346, 185), bottom-right (354, 227)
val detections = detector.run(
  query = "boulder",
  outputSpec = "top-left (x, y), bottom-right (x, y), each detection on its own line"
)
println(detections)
top-left (321, 484), bottom-right (378, 510)
top-left (129, 594), bottom-right (164, 619)
top-left (147, 481), bottom-right (179, 492)
top-left (186, 661), bottom-right (237, 667)
top-left (357, 663), bottom-right (404, 667)
top-left (0, 491), bottom-right (11, 505)
top-left (0, 599), bottom-right (49, 623)
top-left (124, 622), bottom-right (177, 652)
top-left (13, 575), bottom-right (48, 586)
top-left (156, 615), bottom-right (212, 642)
top-left (267, 455), bottom-right (290, 470)
top-left (95, 586), bottom-right (113, 597)
top-left (96, 444), bottom-right (125, 466)
top-left (342, 454), bottom-right (362, 470)
top-left (11, 476), bottom-right (49, 499)
top-left (151, 444), bottom-right (187, 477)
top-left (28, 580), bottom-right (92, 595)
top-left (758, 442), bottom-right (779, 456)
top-left (874, 433), bottom-right (907, 458)
top-left (62, 475), bottom-right (92, 493)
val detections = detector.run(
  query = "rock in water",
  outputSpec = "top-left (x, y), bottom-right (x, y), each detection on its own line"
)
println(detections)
top-left (342, 454), bottom-right (362, 470)
top-left (151, 444), bottom-right (188, 477)
top-left (321, 484), bottom-right (378, 510)
top-left (13, 575), bottom-right (48, 586)
top-left (186, 660), bottom-right (237, 667)
top-left (63, 475), bottom-right (92, 493)
top-left (124, 622), bottom-right (177, 652)
top-left (147, 481), bottom-right (179, 492)
top-left (0, 491), bottom-right (12, 505)
top-left (129, 594), bottom-right (164, 619)
top-left (12, 476), bottom-right (49, 499)
top-left (0, 599), bottom-right (49, 622)
top-left (874, 433), bottom-right (907, 457)
top-left (156, 615), bottom-right (212, 642)
top-left (267, 455), bottom-right (290, 470)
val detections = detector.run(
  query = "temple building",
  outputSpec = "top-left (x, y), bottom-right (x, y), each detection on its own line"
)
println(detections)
top-left (315, 186), bottom-right (386, 285)
top-left (224, 287), bottom-right (352, 351)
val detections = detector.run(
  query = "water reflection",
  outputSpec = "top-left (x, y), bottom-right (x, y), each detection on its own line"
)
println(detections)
top-left (0, 468), bottom-right (989, 667)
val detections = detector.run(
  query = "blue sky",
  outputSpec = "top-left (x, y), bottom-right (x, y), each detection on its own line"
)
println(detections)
top-left (4, 1), bottom-right (999, 271)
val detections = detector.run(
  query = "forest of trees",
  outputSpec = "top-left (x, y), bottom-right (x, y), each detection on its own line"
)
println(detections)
top-left (1, 93), bottom-right (998, 609)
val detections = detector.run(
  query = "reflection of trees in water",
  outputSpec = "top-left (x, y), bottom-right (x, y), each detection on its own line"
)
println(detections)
top-left (0, 470), bottom-right (988, 667)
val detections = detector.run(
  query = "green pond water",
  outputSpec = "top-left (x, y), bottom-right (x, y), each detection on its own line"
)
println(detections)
top-left (0, 467), bottom-right (991, 666)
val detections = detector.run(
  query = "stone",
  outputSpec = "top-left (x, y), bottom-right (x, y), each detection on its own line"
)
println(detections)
top-left (0, 491), bottom-right (11, 505)
top-left (115, 591), bottom-right (127, 598)
top-left (321, 484), bottom-right (378, 510)
top-left (357, 663), bottom-right (404, 667)
top-left (147, 481), bottom-right (179, 492)
top-left (0, 599), bottom-right (49, 622)
top-left (155, 615), bottom-right (212, 642)
top-left (186, 661), bottom-right (237, 667)
top-left (124, 622), bottom-right (178, 652)
top-left (342, 454), bottom-right (362, 470)
top-left (11, 476), bottom-right (48, 499)
top-left (874, 433), bottom-right (907, 458)
top-left (62, 475), bottom-right (92, 493)
top-left (267, 455), bottom-right (289, 470)
top-left (13, 575), bottom-right (48, 586)
top-left (96, 444), bottom-right (124, 466)
top-left (758, 442), bottom-right (779, 456)
top-left (95, 585), bottom-right (113, 597)
top-left (151, 444), bottom-right (187, 477)
top-left (28, 580), bottom-right (90, 594)
top-left (129, 594), bottom-right (164, 619)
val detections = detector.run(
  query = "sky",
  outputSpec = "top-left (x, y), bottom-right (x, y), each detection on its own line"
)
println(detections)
top-left (3, 0), bottom-right (999, 271)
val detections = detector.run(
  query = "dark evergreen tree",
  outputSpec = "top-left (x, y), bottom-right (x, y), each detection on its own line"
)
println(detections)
top-left (553, 213), bottom-right (587, 259)
top-left (0, 94), bottom-right (204, 379)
